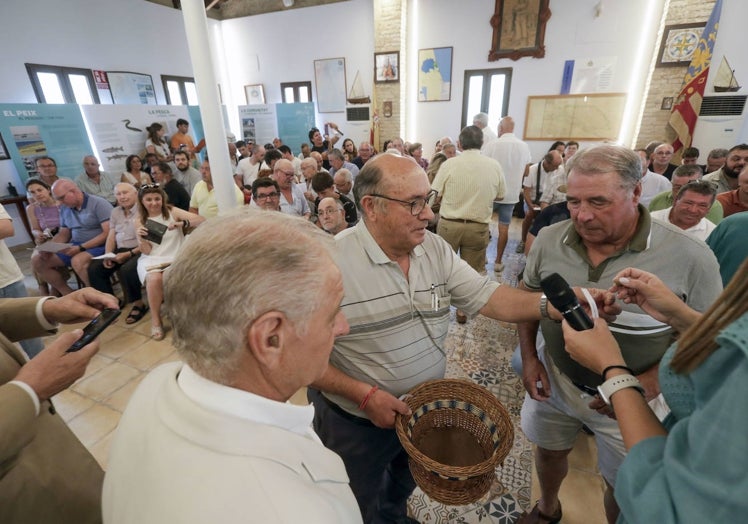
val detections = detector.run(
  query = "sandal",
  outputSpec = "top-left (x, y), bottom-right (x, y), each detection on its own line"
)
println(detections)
top-left (151, 325), bottom-right (165, 341)
top-left (126, 304), bottom-right (149, 324)
top-left (516, 501), bottom-right (562, 524)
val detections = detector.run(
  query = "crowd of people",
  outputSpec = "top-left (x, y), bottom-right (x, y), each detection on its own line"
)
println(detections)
top-left (2, 113), bottom-right (747, 524)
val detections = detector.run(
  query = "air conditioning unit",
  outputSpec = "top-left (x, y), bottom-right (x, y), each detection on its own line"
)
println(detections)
top-left (692, 95), bottom-right (748, 158)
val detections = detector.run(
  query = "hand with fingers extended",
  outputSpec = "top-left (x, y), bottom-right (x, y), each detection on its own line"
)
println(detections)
top-left (41, 288), bottom-right (119, 325)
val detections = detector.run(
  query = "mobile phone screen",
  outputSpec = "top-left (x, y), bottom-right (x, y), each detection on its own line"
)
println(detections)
top-left (66, 308), bottom-right (121, 352)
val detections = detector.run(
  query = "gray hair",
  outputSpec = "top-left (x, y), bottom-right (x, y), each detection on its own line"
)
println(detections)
top-left (672, 164), bottom-right (704, 179)
top-left (334, 168), bottom-right (353, 182)
top-left (566, 145), bottom-right (642, 192)
top-left (329, 148), bottom-right (345, 162)
top-left (472, 112), bottom-right (489, 127)
top-left (300, 157), bottom-right (317, 171)
top-left (165, 209), bottom-right (335, 384)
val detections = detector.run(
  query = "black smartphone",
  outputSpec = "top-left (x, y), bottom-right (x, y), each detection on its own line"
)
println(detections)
top-left (66, 308), bottom-right (121, 352)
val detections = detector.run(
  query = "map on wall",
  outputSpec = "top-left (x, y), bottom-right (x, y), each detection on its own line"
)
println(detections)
top-left (523, 93), bottom-right (627, 141)
top-left (418, 47), bottom-right (453, 102)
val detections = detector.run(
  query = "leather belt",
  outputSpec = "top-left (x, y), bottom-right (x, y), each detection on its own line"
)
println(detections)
top-left (440, 216), bottom-right (485, 225)
top-left (572, 381), bottom-right (598, 396)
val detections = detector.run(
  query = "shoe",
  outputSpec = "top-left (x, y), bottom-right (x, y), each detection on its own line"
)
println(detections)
top-left (456, 310), bottom-right (467, 324)
top-left (515, 241), bottom-right (526, 253)
top-left (516, 501), bottom-right (562, 524)
top-left (126, 304), bottom-right (149, 325)
top-left (151, 325), bottom-right (165, 341)
top-left (494, 262), bottom-right (504, 273)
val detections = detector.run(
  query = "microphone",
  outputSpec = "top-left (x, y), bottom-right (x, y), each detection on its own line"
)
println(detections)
top-left (540, 273), bottom-right (594, 331)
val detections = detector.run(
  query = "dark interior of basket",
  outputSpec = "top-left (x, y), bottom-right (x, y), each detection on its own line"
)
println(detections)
top-left (405, 400), bottom-right (500, 468)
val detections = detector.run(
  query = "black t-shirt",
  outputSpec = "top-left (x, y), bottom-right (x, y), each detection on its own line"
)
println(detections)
top-left (529, 201), bottom-right (570, 237)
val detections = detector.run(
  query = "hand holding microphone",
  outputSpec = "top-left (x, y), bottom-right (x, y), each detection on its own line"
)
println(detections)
top-left (540, 273), bottom-right (594, 330)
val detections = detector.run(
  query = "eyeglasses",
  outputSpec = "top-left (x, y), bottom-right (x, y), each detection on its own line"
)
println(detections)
top-left (256, 192), bottom-right (279, 200)
top-left (318, 207), bottom-right (342, 216)
top-left (370, 189), bottom-right (438, 216)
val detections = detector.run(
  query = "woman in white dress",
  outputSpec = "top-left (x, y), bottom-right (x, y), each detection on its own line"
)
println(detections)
top-left (121, 155), bottom-right (152, 186)
top-left (136, 185), bottom-right (203, 340)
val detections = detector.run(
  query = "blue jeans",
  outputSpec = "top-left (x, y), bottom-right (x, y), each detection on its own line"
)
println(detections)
top-left (0, 280), bottom-right (45, 358)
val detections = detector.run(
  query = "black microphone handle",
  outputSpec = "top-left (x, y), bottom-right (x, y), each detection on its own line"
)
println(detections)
top-left (561, 303), bottom-right (594, 331)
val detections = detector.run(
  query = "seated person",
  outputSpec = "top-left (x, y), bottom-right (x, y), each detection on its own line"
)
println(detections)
top-left (25, 178), bottom-right (63, 296)
top-left (121, 155), bottom-right (152, 186)
top-left (137, 185), bottom-right (203, 340)
top-left (76, 155), bottom-right (118, 205)
top-left (311, 172), bottom-right (357, 226)
top-left (650, 180), bottom-right (717, 241)
top-left (317, 197), bottom-right (348, 235)
top-left (150, 161), bottom-right (190, 211)
top-left (103, 210), bottom-right (360, 523)
top-left (32, 180), bottom-right (112, 295)
top-left (88, 183), bottom-right (148, 324)
top-left (189, 158), bottom-right (244, 219)
top-left (649, 164), bottom-right (723, 224)
top-left (251, 178), bottom-right (282, 211)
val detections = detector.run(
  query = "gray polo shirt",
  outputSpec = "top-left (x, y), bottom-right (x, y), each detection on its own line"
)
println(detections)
top-left (326, 221), bottom-right (499, 416)
top-left (524, 206), bottom-right (722, 387)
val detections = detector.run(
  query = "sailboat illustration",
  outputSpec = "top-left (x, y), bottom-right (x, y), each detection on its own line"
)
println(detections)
top-left (347, 71), bottom-right (371, 104)
top-left (713, 56), bottom-right (741, 93)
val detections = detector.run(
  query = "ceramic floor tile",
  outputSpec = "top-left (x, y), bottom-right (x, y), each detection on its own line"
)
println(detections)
top-left (72, 361), bottom-right (141, 401)
top-left (119, 338), bottom-right (176, 370)
top-left (568, 432), bottom-right (601, 474)
top-left (66, 403), bottom-right (122, 448)
top-left (52, 389), bottom-right (96, 423)
top-left (88, 430), bottom-right (116, 469)
top-left (97, 329), bottom-right (150, 359)
top-left (104, 375), bottom-right (146, 412)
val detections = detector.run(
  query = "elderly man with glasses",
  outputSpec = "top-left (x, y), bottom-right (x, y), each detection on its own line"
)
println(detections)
top-left (32, 179), bottom-right (112, 295)
top-left (271, 159), bottom-right (310, 219)
top-left (307, 152), bottom-right (620, 524)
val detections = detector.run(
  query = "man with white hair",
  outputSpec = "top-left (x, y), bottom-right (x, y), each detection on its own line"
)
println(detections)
top-left (333, 168), bottom-right (354, 201)
top-left (648, 143), bottom-right (678, 180)
top-left (103, 210), bottom-right (361, 523)
top-left (352, 142), bottom-right (373, 169)
top-left (328, 148), bottom-right (359, 180)
top-left (473, 112), bottom-right (497, 147)
top-left (272, 159), bottom-right (311, 219)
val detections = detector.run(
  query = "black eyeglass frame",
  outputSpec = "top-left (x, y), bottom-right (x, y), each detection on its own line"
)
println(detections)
top-left (369, 189), bottom-right (438, 216)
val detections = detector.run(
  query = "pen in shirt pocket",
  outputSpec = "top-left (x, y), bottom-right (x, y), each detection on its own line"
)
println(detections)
top-left (430, 284), bottom-right (440, 311)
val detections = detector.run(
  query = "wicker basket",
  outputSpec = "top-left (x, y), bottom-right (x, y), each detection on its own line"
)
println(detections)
top-left (395, 378), bottom-right (514, 505)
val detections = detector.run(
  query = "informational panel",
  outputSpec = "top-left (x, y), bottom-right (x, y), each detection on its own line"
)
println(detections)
top-left (107, 71), bottom-right (157, 105)
top-left (80, 104), bottom-right (193, 174)
top-left (0, 104), bottom-right (91, 182)
top-left (523, 93), bottom-right (627, 141)
top-left (237, 105), bottom-right (277, 147)
top-left (275, 103), bottom-right (316, 154)
top-left (314, 58), bottom-right (347, 113)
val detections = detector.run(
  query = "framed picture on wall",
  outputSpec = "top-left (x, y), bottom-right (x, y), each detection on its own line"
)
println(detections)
top-left (244, 84), bottom-right (266, 105)
top-left (489, 0), bottom-right (551, 61)
top-left (417, 47), bottom-right (453, 102)
top-left (314, 57), bottom-right (347, 113)
top-left (657, 22), bottom-right (705, 67)
top-left (374, 51), bottom-right (399, 83)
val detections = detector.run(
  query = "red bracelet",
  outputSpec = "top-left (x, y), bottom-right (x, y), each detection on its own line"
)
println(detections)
top-left (358, 385), bottom-right (378, 410)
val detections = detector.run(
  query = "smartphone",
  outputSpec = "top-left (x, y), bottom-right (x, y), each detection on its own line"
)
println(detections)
top-left (67, 308), bottom-right (121, 352)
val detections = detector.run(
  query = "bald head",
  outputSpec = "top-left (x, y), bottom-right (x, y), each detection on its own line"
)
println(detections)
top-left (498, 116), bottom-right (515, 135)
top-left (51, 178), bottom-right (83, 207)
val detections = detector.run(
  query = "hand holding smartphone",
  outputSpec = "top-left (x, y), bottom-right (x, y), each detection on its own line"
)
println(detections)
top-left (67, 308), bottom-right (121, 352)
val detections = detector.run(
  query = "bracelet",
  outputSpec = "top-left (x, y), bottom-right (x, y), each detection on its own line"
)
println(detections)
top-left (539, 294), bottom-right (550, 319)
top-left (129, 249), bottom-right (136, 257)
top-left (601, 365), bottom-right (634, 381)
top-left (358, 385), bottom-right (379, 410)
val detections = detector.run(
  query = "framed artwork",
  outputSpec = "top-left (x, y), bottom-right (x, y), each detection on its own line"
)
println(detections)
top-left (244, 84), bottom-right (266, 105)
top-left (314, 57), bottom-right (347, 113)
top-left (657, 23), bottom-right (705, 67)
top-left (661, 97), bottom-right (675, 110)
top-left (0, 132), bottom-right (8, 160)
top-left (489, 0), bottom-right (551, 62)
top-left (417, 47), bottom-right (453, 102)
top-left (374, 51), bottom-right (399, 83)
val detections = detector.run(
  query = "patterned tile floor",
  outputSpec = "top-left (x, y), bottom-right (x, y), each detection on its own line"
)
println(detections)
top-left (11, 216), bottom-right (607, 523)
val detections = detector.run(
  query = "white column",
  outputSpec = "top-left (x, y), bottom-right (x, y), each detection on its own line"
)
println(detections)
top-left (180, 0), bottom-right (237, 214)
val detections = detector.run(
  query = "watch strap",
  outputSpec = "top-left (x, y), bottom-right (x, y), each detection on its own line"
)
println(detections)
top-left (597, 374), bottom-right (644, 405)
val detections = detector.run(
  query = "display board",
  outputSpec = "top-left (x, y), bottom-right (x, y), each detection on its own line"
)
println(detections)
top-left (106, 71), bottom-right (157, 105)
top-left (523, 93), bottom-right (627, 141)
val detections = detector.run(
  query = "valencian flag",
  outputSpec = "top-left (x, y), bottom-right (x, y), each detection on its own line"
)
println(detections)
top-left (669, 0), bottom-right (723, 155)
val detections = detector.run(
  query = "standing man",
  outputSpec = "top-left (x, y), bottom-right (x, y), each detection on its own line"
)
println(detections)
top-left (520, 151), bottom-right (563, 255)
top-left (309, 153), bottom-right (617, 523)
top-left (636, 148), bottom-right (671, 208)
top-left (648, 143), bottom-right (678, 180)
top-left (76, 155), bottom-right (117, 205)
top-left (103, 211), bottom-right (361, 523)
top-left (189, 158), bottom-right (244, 219)
top-left (172, 150), bottom-right (202, 195)
top-left (271, 159), bottom-right (311, 219)
top-left (650, 180), bottom-right (717, 241)
top-left (517, 145), bottom-right (722, 524)
top-left (482, 116), bottom-right (532, 267)
top-left (33, 179), bottom-right (112, 295)
top-left (474, 112), bottom-right (497, 149)
top-left (432, 125), bottom-right (506, 322)
top-left (649, 164), bottom-right (723, 224)
top-left (703, 143), bottom-right (748, 193)
top-left (0, 288), bottom-right (119, 523)
top-left (169, 118), bottom-right (202, 164)
top-left (234, 143), bottom-right (266, 191)
top-left (716, 164), bottom-right (748, 216)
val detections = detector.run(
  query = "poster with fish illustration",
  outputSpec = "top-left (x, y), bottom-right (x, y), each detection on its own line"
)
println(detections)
top-left (0, 103), bottom-right (91, 182)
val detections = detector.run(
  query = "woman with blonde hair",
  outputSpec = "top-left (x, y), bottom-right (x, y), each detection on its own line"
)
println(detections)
top-left (561, 260), bottom-right (748, 522)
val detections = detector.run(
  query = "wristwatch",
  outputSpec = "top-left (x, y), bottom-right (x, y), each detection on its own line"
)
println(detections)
top-left (79, 245), bottom-right (87, 252)
top-left (597, 374), bottom-right (644, 406)
top-left (539, 294), bottom-right (550, 319)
